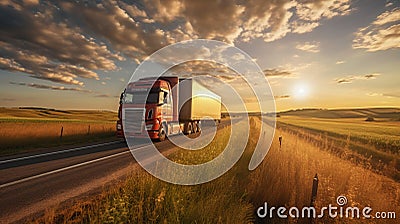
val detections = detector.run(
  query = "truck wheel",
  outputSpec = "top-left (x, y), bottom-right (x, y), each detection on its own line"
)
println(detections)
top-left (158, 127), bottom-right (166, 141)
top-left (185, 122), bottom-right (192, 135)
top-left (194, 121), bottom-right (200, 133)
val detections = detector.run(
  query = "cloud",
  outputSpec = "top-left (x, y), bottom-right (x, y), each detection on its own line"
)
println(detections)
top-left (336, 60), bottom-right (345, 64)
top-left (382, 92), bottom-right (400, 98)
top-left (295, 0), bottom-right (352, 21)
top-left (165, 60), bottom-right (239, 81)
top-left (366, 92), bottom-right (383, 97)
top-left (383, 93), bottom-right (400, 98)
top-left (241, 0), bottom-right (295, 42)
top-left (23, 0), bottom-right (39, 6)
top-left (59, 1), bottom-right (171, 58)
top-left (173, 0), bottom-right (245, 43)
top-left (263, 63), bottom-right (311, 80)
top-left (0, 2), bottom-right (123, 86)
top-left (334, 73), bottom-right (381, 84)
top-left (385, 2), bottom-right (394, 8)
top-left (292, 21), bottom-right (320, 34)
top-left (353, 8), bottom-right (400, 51)
top-left (263, 69), bottom-right (293, 78)
top-left (296, 41), bottom-right (320, 53)
top-left (364, 74), bottom-right (379, 79)
top-left (274, 95), bottom-right (291, 99)
top-left (366, 92), bottom-right (400, 98)
top-left (9, 82), bottom-right (92, 92)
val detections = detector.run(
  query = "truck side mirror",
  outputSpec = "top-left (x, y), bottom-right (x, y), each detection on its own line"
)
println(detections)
top-left (119, 91), bottom-right (125, 104)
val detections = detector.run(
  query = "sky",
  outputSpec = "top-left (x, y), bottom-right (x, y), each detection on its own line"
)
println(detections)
top-left (0, 0), bottom-right (399, 112)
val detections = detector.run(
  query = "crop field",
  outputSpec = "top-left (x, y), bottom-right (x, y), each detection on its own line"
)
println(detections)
top-left (34, 116), bottom-right (400, 223)
top-left (278, 116), bottom-right (400, 153)
top-left (278, 115), bottom-right (400, 181)
top-left (0, 107), bottom-right (117, 122)
top-left (0, 108), bottom-right (117, 155)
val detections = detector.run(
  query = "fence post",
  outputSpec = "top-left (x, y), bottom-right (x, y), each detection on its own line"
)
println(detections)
top-left (60, 126), bottom-right (64, 140)
top-left (278, 136), bottom-right (282, 148)
top-left (87, 125), bottom-right (91, 135)
top-left (310, 173), bottom-right (318, 207)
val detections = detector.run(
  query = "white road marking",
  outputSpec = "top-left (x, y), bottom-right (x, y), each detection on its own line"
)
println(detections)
top-left (0, 140), bottom-right (124, 165)
top-left (0, 146), bottom-right (146, 189)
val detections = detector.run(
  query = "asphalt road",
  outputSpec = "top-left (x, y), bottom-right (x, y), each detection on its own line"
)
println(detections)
top-left (0, 139), bottom-right (185, 223)
top-left (0, 119), bottom-right (233, 223)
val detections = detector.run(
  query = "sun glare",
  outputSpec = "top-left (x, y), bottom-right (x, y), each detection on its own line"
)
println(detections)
top-left (293, 84), bottom-right (309, 99)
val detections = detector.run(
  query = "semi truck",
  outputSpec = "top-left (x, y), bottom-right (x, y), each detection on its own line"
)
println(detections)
top-left (116, 77), bottom-right (221, 141)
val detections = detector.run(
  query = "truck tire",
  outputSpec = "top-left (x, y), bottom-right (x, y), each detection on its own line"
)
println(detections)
top-left (184, 122), bottom-right (192, 135)
top-left (194, 121), bottom-right (201, 133)
top-left (158, 126), bottom-right (166, 141)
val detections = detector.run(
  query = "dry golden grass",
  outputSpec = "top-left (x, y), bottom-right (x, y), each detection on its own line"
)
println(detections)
top-left (0, 107), bottom-right (117, 122)
top-left (248, 125), bottom-right (400, 223)
top-left (0, 108), bottom-right (118, 155)
top-left (0, 121), bottom-right (116, 155)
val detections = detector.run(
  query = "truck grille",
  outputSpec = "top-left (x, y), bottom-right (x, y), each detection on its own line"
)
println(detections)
top-left (122, 108), bottom-right (145, 134)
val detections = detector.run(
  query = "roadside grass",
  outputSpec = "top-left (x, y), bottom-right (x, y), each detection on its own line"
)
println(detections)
top-left (248, 128), bottom-right (400, 223)
top-left (35, 118), bottom-right (260, 223)
top-left (0, 108), bottom-right (118, 156)
top-left (0, 121), bottom-right (116, 156)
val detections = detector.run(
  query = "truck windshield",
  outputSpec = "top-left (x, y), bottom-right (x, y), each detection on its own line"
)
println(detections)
top-left (124, 91), bottom-right (159, 104)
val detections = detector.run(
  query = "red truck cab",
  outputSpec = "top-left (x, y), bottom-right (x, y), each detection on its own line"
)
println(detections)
top-left (117, 77), bottom-right (179, 141)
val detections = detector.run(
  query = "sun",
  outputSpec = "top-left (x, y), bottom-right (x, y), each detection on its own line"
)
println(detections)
top-left (293, 84), bottom-right (309, 99)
